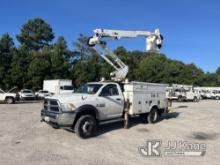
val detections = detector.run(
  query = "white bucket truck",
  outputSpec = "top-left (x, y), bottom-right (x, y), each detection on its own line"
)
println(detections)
top-left (167, 84), bottom-right (200, 102)
top-left (41, 28), bottom-right (168, 138)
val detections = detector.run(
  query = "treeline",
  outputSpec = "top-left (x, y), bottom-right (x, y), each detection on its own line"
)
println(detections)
top-left (0, 18), bottom-right (220, 90)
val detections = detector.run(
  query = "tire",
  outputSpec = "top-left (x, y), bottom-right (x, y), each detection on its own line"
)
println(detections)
top-left (75, 115), bottom-right (97, 139)
top-left (193, 97), bottom-right (198, 102)
top-left (6, 97), bottom-right (14, 104)
top-left (178, 96), bottom-right (183, 102)
top-left (147, 107), bottom-right (159, 124)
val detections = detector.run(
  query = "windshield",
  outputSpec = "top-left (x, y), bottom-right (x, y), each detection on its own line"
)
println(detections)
top-left (39, 90), bottom-right (49, 93)
top-left (61, 86), bottom-right (73, 90)
top-left (23, 90), bottom-right (32, 93)
top-left (75, 84), bottom-right (103, 94)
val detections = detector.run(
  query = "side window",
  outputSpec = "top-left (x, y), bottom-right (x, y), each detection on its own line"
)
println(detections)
top-left (100, 84), bottom-right (119, 96)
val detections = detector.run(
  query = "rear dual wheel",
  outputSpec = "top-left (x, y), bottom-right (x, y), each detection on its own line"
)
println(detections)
top-left (140, 107), bottom-right (160, 124)
top-left (147, 107), bottom-right (159, 124)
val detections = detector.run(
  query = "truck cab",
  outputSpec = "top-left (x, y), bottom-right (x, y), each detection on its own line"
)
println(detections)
top-left (41, 82), bottom-right (124, 122)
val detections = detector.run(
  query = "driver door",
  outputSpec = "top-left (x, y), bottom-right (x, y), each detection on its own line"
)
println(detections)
top-left (97, 84), bottom-right (124, 120)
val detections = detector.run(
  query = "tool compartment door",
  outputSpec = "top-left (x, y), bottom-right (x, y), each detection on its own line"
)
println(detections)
top-left (141, 93), bottom-right (150, 113)
top-left (131, 93), bottom-right (143, 114)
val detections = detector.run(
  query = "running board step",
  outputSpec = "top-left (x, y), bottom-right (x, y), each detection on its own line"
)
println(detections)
top-left (99, 118), bottom-right (123, 125)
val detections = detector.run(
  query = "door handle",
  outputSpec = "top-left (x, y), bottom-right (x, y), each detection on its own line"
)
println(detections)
top-left (116, 98), bottom-right (121, 101)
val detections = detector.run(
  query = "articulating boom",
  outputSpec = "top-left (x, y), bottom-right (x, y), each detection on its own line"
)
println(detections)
top-left (88, 28), bottom-right (163, 81)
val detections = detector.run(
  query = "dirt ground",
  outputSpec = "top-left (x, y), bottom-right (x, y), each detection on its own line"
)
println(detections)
top-left (0, 100), bottom-right (220, 165)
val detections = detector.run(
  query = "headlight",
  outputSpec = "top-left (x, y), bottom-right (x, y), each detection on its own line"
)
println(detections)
top-left (61, 103), bottom-right (76, 111)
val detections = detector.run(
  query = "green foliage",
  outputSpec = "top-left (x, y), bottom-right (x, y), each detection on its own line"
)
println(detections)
top-left (135, 53), bottom-right (205, 85)
top-left (71, 34), bottom-right (100, 87)
top-left (0, 17), bottom-right (220, 90)
top-left (28, 46), bottom-right (52, 90)
top-left (0, 33), bottom-right (15, 89)
top-left (216, 67), bottom-right (220, 75)
top-left (73, 34), bottom-right (95, 61)
top-left (50, 36), bottom-right (71, 79)
top-left (16, 18), bottom-right (54, 50)
top-left (10, 45), bottom-right (32, 89)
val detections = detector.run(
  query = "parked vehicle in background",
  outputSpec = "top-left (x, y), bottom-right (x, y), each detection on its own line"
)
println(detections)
top-left (194, 88), bottom-right (202, 100)
top-left (210, 90), bottom-right (220, 100)
top-left (43, 79), bottom-right (74, 95)
top-left (194, 87), bottom-right (220, 100)
top-left (194, 88), bottom-right (206, 99)
top-left (0, 88), bottom-right (17, 104)
top-left (35, 90), bottom-right (52, 99)
top-left (184, 88), bottom-right (200, 102)
top-left (166, 87), bottom-right (178, 100)
top-left (166, 84), bottom-right (200, 102)
top-left (19, 89), bottom-right (35, 100)
top-left (203, 90), bottom-right (213, 99)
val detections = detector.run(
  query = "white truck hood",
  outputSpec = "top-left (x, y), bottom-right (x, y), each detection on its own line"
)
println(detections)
top-left (5, 92), bottom-right (16, 97)
top-left (48, 93), bottom-right (96, 103)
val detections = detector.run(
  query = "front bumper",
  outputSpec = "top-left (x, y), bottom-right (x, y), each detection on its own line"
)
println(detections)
top-left (41, 109), bottom-right (76, 127)
top-left (21, 96), bottom-right (36, 100)
top-left (37, 95), bottom-right (51, 99)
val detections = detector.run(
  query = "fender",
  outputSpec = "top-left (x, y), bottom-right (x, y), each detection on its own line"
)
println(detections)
top-left (72, 104), bottom-right (100, 128)
top-left (149, 104), bottom-right (159, 112)
top-left (75, 104), bottom-right (100, 120)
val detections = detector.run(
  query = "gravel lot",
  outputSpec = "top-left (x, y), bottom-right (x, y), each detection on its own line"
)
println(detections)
top-left (0, 100), bottom-right (220, 165)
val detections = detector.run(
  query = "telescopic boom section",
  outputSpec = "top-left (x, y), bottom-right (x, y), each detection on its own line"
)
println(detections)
top-left (88, 28), bottom-right (163, 81)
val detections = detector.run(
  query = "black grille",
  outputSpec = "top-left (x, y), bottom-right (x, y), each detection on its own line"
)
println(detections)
top-left (44, 99), bottom-right (60, 112)
top-left (50, 106), bottom-right (59, 112)
top-left (50, 100), bottom-right (58, 106)
top-left (44, 99), bottom-right (48, 105)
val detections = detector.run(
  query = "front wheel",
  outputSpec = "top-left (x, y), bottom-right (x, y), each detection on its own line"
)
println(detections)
top-left (147, 107), bottom-right (159, 124)
top-left (6, 97), bottom-right (14, 104)
top-left (75, 115), bottom-right (97, 139)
